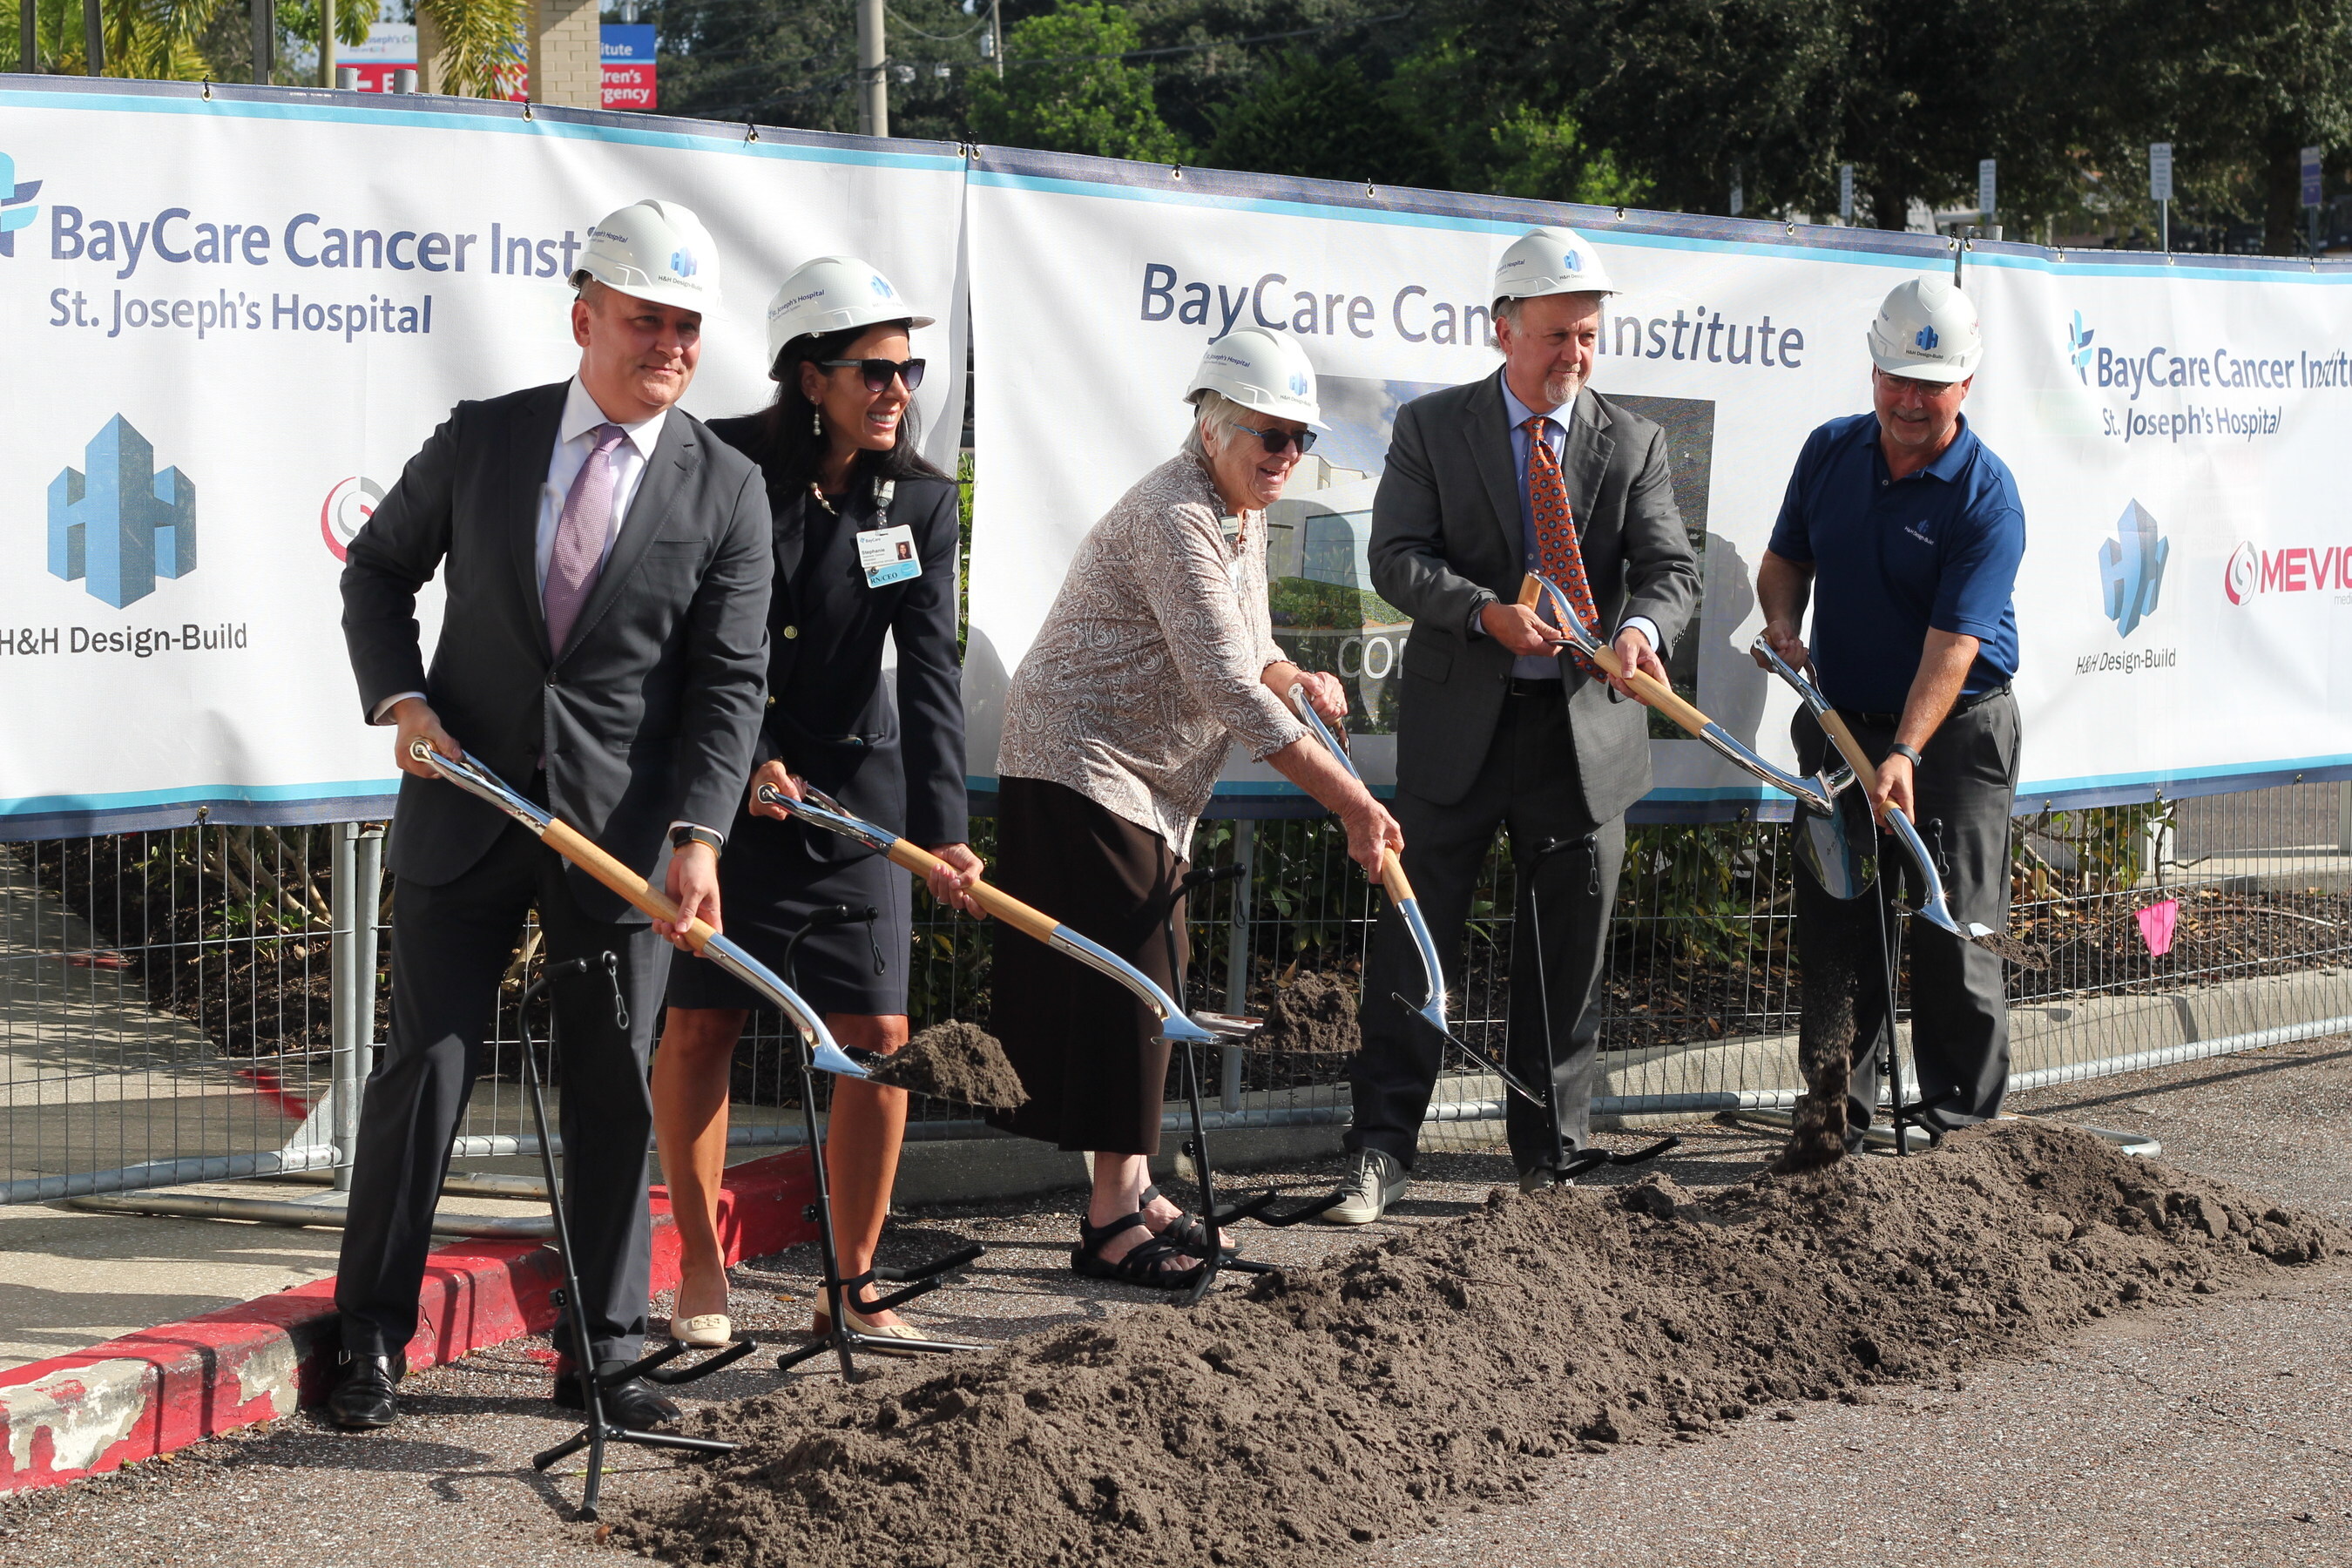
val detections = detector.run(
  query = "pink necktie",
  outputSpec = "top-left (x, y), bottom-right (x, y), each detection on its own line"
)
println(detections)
top-left (544, 422), bottom-right (626, 653)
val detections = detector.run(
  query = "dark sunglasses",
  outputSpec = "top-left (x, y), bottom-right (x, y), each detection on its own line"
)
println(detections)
top-left (1232, 419), bottom-right (1316, 456)
top-left (819, 356), bottom-right (927, 393)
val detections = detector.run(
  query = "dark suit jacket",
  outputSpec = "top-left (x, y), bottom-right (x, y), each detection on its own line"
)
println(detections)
top-left (707, 416), bottom-right (968, 862)
top-left (1369, 372), bottom-right (1700, 821)
top-left (341, 382), bottom-right (774, 922)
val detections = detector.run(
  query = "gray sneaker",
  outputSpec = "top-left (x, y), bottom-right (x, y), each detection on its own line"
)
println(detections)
top-left (1322, 1149), bottom-right (1407, 1224)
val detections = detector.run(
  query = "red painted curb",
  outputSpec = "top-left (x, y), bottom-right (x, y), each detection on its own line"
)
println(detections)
top-left (0, 1147), bottom-right (817, 1494)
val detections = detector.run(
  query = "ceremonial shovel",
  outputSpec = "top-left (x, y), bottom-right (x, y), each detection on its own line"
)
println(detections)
top-left (409, 745), bottom-right (992, 1380)
top-left (1283, 685), bottom-right (1549, 1109)
top-left (760, 782), bottom-right (1344, 1299)
top-left (1517, 573), bottom-right (1873, 900)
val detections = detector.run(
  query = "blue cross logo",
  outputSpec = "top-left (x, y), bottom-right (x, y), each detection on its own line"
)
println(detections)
top-left (1914, 324), bottom-right (1940, 352)
top-left (2097, 500), bottom-right (2168, 639)
top-left (48, 416), bottom-right (199, 608)
top-left (0, 152), bottom-right (42, 259)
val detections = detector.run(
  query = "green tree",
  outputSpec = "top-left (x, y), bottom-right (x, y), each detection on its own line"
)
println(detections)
top-left (416, 0), bottom-right (526, 98)
top-left (970, 1), bottom-right (1187, 162)
top-left (1203, 50), bottom-right (1445, 187)
top-left (652, 0), bottom-right (993, 142)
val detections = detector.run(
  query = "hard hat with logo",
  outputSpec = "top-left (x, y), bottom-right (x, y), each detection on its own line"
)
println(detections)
top-left (1866, 276), bottom-right (1983, 382)
top-left (1185, 328), bottom-right (1324, 427)
top-left (765, 255), bottom-right (935, 375)
top-left (1491, 225), bottom-right (1618, 301)
top-left (571, 200), bottom-right (719, 314)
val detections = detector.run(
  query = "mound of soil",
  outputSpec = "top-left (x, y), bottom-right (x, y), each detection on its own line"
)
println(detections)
top-left (864, 1022), bottom-right (1029, 1110)
top-left (617, 1121), bottom-right (2342, 1568)
top-left (1256, 970), bottom-right (1361, 1056)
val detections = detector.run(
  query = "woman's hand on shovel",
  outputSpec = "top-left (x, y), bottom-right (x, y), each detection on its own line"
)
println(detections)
top-left (923, 842), bottom-right (989, 919)
top-left (1340, 792), bottom-right (1405, 879)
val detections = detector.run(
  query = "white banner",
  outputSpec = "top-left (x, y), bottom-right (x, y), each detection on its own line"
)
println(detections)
top-left (0, 78), bottom-right (967, 835)
top-left (965, 146), bottom-right (2352, 818)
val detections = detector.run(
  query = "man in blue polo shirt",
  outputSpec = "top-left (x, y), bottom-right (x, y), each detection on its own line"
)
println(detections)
top-left (1754, 276), bottom-right (2024, 1164)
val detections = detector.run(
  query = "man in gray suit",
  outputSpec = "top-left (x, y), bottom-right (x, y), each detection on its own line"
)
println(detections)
top-left (1331, 226), bottom-right (1700, 1220)
top-left (328, 199), bottom-right (772, 1429)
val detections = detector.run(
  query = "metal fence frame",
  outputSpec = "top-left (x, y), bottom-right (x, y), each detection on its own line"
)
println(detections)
top-left (8, 782), bottom-right (2352, 1205)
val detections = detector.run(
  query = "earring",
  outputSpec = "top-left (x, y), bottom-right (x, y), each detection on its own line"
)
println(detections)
top-left (811, 404), bottom-right (823, 436)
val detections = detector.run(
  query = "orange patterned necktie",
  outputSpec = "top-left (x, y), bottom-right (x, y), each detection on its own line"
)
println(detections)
top-left (1523, 415), bottom-right (1602, 679)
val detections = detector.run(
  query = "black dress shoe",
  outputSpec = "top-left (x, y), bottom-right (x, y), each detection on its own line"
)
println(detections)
top-left (553, 1361), bottom-right (683, 1429)
top-left (326, 1351), bottom-right (404, 1430)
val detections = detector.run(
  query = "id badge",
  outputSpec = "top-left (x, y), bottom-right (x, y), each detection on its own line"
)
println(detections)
top-left (855, 524), bottom-right (920, 588)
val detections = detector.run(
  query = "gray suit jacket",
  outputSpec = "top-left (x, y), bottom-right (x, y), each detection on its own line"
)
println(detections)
top-left (1369, 373), bottom-right (1700, 819)
top-left (341, 382), bottom-right (774, 923)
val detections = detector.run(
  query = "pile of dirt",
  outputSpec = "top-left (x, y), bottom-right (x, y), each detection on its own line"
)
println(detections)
top-left (862, 1021), bottom-right (1029, 1110)
top-left (617, 1121), bottom-right (2342, 1567)
top-left (1256, 970), bottom-right (1362, 1056)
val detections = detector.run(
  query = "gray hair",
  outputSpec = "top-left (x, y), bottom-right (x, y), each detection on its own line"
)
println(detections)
top-left (1181, 389), bottom-right (1253, 460)
top-left (1492, 290), bottom-right (1609, 335)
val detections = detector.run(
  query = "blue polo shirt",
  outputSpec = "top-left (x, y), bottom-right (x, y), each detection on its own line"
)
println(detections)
top-left (1767, 412), bottom-right (2024, 714)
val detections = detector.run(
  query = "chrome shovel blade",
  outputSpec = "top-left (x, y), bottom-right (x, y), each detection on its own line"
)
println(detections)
top-left (1794, 794), bottom-right (1876, 902)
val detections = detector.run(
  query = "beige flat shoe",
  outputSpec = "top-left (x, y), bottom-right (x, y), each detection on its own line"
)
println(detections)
top-left (808, 1272), bottom-right (927, 1356)
top-left (670, 1313), bottom-right (733, 1348)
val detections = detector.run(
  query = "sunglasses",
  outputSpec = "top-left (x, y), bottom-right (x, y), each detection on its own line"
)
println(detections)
top-left (1232, 419), bottom-right (1317, 456)
top-left (819, 357), bottom-right (927, 393)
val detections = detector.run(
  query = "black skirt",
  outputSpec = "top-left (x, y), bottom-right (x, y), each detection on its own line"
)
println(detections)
top-left (986, 776), bottom-right (1188, 1155)
top-left (666, 781), bottom-right (910, 1018)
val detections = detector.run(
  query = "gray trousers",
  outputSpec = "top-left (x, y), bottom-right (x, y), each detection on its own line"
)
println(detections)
top-left (335, 820), bottom-right (672, 1365)
top-left (1790, 690), bottom-right (2020, 1137)
top-left (1349, 683), bottom-right (1625, 1173)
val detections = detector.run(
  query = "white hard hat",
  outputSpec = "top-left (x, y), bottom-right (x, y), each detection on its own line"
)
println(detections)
top-left (1491, 225), bottom-right (1618, 301)
top-left (571, 199), bottom-right (720, 314)
top-left (765, 255), bottom-right (935, 375)
top-left (1186, 328), bottom-right (1324, 428)
top-left (1866, 276), bottom-right (1983, 382)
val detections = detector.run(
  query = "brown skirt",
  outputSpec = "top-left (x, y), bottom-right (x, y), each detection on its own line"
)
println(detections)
top-left (986, 776), bottom-right (1188, 1156)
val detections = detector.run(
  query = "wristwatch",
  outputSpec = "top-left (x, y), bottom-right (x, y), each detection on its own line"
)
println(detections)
top-left (669, 824), bottom-right (724, 854)
top-left (1887, 742), bottom-right (1925, 768)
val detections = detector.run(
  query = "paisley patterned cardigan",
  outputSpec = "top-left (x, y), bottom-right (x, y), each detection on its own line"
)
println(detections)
top-left (998, 452), bottom-right (1308, 852)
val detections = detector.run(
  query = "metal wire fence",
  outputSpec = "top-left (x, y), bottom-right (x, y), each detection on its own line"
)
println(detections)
top-left (7, 782), bottom-right (2351, 1202)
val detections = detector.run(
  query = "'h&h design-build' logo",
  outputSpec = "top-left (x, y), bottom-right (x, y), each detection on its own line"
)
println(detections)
top-left (0, 151), bottom-right (39, 257)
top-left (2098, 500), bottom-right (2167, 637)
top-left (48, 416), bottom-right (198, 607)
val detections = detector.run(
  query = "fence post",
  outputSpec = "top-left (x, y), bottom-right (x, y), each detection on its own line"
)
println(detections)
top-left (1220, 818), bottom-right (1255, 1112)
top-left (355, 823), bottom-right (384, 1117)
top-left (330, 824), bottom-right (358, 1191)
top-left (2337, 781), bottom-right (2351, 855)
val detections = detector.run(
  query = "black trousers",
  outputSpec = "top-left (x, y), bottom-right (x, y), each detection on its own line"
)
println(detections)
top-left (335, 821), bottom-right (672, 1365)
top-left (1790, 691), bottom-right (2020, 1136)
top-left (1349, 684), bottom-right (1625, 1173)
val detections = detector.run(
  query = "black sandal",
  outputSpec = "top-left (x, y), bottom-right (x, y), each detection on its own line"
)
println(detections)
top-left (1071, 1212), bottom-right (1207, 1291)
top-left (1139, 1185), bottom-right (1240, 1260)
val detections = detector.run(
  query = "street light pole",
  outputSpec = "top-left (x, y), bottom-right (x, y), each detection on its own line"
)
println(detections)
top-left (857, 0), bottom-right (887, 137)
top-left (81, 0), bottom-right (99, 73)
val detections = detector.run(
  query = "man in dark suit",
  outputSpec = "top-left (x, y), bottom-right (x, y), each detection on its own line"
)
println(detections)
top-left (328, 199), bottom-right (773, 1429)
top-left (1332, 226), bottom-right (1700, 1220)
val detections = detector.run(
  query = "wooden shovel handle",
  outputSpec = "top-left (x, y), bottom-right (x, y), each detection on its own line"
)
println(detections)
top-left (539, 819), bottom-right (718, 952)
top-left (1514, 575), bottom-right (1716, 739)
top-left (880, 837), bottom-right (1063, 947)
top-left (1812, 707), bottom-right (1881, 791)
top-left (1379, 848), bottom-right (1414, 906)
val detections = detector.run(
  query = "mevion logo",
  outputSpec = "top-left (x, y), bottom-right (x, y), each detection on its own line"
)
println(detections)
top-left (2223, 539), bottom-right (2352, 605)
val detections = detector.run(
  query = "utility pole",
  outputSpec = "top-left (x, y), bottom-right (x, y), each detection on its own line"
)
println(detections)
top-left (317, 0), bottom-right (336, 87)
top-left (80, 0), bottom-right (99, 73)
top-left (856, 0), bottom-right (886, 137)
top-left (20, 0), bottom-right (35, 73)
top-left (251, 0), bottom-right (274, 84)
top-left (990, 0), bottom-right (1003, 78)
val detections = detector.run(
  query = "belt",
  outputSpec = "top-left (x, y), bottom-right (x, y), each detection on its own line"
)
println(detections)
top-left (1836, 684), bottom-right (2011, 730)
top-left (1507, 677), bottom-right (1564, 697)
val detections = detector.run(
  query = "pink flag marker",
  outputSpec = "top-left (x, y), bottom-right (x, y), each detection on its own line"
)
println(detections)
top-left (2136, 899), bottom-right (2180, 958)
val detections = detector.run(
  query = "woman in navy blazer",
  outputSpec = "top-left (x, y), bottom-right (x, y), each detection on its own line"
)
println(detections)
top-left (653, 257), bottom-right (983, 1350)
